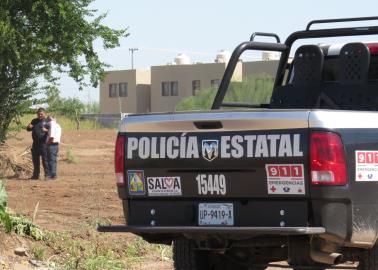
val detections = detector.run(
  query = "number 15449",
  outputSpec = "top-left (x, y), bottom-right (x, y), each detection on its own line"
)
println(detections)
top-left (195, 174), bottom-right (226, 195)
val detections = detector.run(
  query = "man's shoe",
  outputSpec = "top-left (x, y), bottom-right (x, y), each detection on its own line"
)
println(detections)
top-left (47, 176), bottom-right (57, 180)
top-left (30, 176), bottom-right (39, 180)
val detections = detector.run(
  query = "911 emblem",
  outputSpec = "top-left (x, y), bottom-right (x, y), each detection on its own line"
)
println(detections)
top-left (202, 140), bottom-right (219, 161)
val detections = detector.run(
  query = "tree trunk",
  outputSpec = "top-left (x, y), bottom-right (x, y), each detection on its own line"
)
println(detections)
top-left (75, 109), bottom-right (80, 130)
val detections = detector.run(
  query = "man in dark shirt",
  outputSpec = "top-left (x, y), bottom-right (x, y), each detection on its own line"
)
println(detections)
top-left (26, 108), bottom-right (49, 180)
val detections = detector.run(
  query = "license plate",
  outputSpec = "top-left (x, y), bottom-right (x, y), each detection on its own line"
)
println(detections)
top-left (198, 203), bottom-right (234, 226)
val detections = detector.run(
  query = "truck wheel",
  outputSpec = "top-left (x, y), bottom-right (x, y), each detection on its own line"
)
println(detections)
top-left (173, 239), bottom-right (209, 270)
top-left (358, 245), bottom-right (378, 270)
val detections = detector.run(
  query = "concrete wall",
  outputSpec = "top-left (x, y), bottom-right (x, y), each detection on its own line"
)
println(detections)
top-left (136, 84), bottom-right (151, 113)
top-left (136, 69), bottom-right (151, 84)
top-left (150, 62), bottom-right (242, 112)
top-left (99, 69), bottom-right (151, 114)
top-left (100, 70), bottom-right (137, 114)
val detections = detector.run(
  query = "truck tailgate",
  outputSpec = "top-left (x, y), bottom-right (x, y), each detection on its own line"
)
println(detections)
top-left (120, 110), bottom-right (311, 227)
top-left (122, 111), bottom-right (310, 199)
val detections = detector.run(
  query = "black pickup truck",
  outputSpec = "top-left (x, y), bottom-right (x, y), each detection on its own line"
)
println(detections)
top-left (99, 17), bottom-right (378, 270)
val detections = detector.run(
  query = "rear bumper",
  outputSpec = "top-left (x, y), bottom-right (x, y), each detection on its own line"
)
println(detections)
top-left (98, 225), bottom-right (325, 235)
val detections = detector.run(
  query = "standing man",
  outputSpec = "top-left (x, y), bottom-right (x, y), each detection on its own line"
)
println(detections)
top-left (45, 115), bottom-right (61, 180)
top-left (26, 108), bottom-right (49, 180)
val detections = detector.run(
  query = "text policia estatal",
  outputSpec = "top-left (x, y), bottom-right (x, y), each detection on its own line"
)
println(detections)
top-left (126, 134), bottom-right (303, 160)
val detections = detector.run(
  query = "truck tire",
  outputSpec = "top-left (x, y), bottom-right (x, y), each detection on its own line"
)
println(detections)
top-left (173, 239), bottom-right (209, 270)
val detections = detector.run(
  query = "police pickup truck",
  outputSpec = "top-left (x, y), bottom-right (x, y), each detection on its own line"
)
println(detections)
top-left (99, 17), bottom-right (378, 270)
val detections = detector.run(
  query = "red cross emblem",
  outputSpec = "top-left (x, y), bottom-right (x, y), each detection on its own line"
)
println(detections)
top-left (358, 173), bottom-right (363, 179)
top-left (270, 185), bottom-right (277, 192)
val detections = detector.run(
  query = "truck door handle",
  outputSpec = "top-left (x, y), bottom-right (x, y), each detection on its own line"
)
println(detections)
top-left (194, 121), bottom-right (223, 130)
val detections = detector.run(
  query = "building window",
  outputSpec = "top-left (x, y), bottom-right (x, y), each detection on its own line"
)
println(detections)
top-left (192, 80), bottom-right (201, 95)
top-left (162, 81), bottom-right (179, 96)
top-left (109, 83), bottom-right (118, 97)
top-left (162, 81), bottom-right (170, 96)
top-left (211, 79), bottom-right (220, 89)
top-left (119, 82), bottom-right (128, 97)
top-left (171, 81), bottom-right (179, 96)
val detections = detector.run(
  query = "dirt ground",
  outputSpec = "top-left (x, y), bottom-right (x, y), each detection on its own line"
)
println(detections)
top-left (2, 129), bottom-right (174, 269)
top-left (5, 129), bottom-right (124, 232)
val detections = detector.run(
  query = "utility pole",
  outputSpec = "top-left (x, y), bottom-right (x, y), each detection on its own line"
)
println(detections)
top-left (129, 48), bottom-right (138, 69)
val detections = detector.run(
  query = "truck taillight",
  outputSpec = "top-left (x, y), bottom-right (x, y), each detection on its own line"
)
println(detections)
top-left (310, 132), bottom-right (347, 186)
top-left (367, 43), bottom-right (378, 54)
top-left (115, 135), bottom-right (125, 187)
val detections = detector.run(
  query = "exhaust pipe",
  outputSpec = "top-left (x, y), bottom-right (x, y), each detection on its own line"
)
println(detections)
top-left (310, 249), bottom-right (343, 265)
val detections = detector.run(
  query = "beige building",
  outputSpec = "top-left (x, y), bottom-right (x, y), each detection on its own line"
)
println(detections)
top-left (150, 62), bottom-right (242, 112)
top-left (99, 59), bottom-right (278, 114)
top-left (242, 60), bottom-right (279, 79)
top-left (99, 69), bottom-right (150, 114)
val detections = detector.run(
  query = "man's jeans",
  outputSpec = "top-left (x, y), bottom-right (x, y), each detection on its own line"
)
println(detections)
top-left (31, 144), bottom-right (49, 178)
top-left (48, 143), bottom-right (59, 177)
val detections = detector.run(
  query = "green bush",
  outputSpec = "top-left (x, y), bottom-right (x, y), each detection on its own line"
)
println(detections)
top-left (176, 75), bottom-right (274, 111)
top-left (224, 75), bottom-right (274, 104)
top-left (176, 88), bottom-right (217, 111)
top-left (0, 180), bottom-right (44, 239)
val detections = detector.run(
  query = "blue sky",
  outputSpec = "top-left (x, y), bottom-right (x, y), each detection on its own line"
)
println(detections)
top-left (61, 0), bottom-right (378, 102)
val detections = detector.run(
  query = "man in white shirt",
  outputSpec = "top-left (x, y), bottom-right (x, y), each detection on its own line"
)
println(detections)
top-left (44, 116), bottom-right (62, 180)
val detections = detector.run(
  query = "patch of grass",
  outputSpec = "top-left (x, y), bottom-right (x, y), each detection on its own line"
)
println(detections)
top-left (88, 217), bottom-right (111, 229)
top-left (31, 244), bottom-right (46, 261)
top-left (45, 230), bottom-right (126, 270)
top-left (43, 229), bottom-right (172, 270)
top-left (0, 209), bottom-right (45, 240)
top-left (0, 180), bottom-right (44, 239)
top-left (2, 180), bottom-right (172, 269)
top-left (13, 114), bottom-right (100, 131)
top-left (124, 237), bottom-right (172, 266)
top-left (0, 210), bottom-right (12, 233)
top-left (11, 215), bottom-right (44, 240)
top-left (66, 146), bottom-right (78, 164)
top-left (55, 115), bottom-right (100, 131)
top-left (124, 237), bottom-right (150, 264)
top-left (1, 215), bottom-right (172, 270)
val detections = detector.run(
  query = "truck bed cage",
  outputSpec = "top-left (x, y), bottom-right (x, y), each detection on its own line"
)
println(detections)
top-left (306, 16), bottom-right (378, 30)
top-left (250, 32), bottom-right (281, 43)
top-left (211, 16), bottom-right (378, 110)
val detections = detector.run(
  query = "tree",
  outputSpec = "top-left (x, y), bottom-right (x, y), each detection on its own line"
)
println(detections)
top-left (45, 88), bottom-right (88, 130)
top-left (0, 0), bottom-right (127, 142)
top-left (85, 101), bottom-right (100, 114)
top-left (58, 98), bottom-right (86, 130)
top-left (45, 86), bottom-right (63, 112)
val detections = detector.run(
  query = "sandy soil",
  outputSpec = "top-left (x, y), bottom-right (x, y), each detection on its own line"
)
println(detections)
top-left (2, 129), bottom-right (175, 269)
top-left (5, 129), bottom-right (123, 232)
